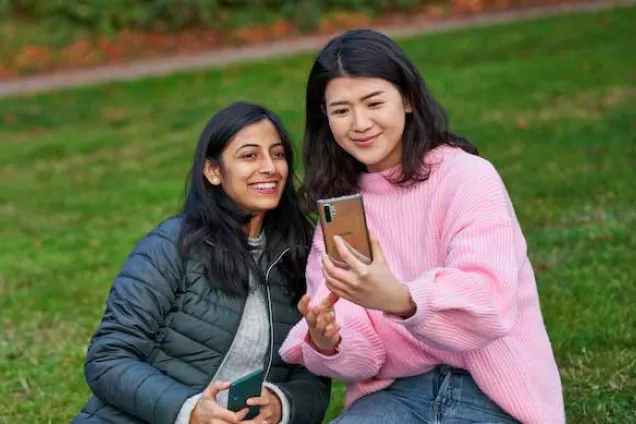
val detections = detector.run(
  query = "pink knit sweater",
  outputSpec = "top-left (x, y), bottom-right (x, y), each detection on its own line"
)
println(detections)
top-left (279, 146), bottom-right (564, 423)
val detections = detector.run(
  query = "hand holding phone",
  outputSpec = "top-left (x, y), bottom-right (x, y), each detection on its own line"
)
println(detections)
top-left (191, 381), bottom-right (249, 424)
top-left (227, 369), bottom-right (265, 420)
top-left (245, 386), bottom-right (283, 424)
top-left (322, 232), bottom-right (417, 317)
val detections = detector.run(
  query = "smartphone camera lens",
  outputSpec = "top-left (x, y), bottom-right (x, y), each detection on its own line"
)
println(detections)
top-left (323, 204), bottom-right (332, 223)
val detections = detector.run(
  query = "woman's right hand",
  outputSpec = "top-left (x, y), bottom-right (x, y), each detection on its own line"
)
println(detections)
top-left (298, 293), bottom-right (341, 355)
top-left (190, 382), bottom-right (249, 424)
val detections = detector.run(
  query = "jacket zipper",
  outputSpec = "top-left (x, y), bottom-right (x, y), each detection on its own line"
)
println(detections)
top-left (209, 247), bottom-right (290, 384)
top-left (264, 247), bottom-right (290, 381)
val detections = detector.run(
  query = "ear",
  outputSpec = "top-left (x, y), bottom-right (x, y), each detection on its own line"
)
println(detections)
top-left (321, 104), bottom-right (327, 116)
top-left (404, 99), bottom-right (413, 114)
top-left (203, 159), bottom-right (222, 186)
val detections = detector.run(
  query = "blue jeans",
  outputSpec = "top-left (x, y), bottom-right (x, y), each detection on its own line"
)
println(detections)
top-left (331, 365), bottom-right (519, 424)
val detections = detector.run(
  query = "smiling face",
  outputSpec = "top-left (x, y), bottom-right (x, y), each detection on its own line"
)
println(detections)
top-left (204, 119), bottom-right (289, 217)
top-left (324, 76), bottom-right (412, 172)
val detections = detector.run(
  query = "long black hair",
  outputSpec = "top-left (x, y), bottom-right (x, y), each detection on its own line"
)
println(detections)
top-left (303, 29), bottom-right (478, 207)
top-left (178, 101), bottom-right (312, 297)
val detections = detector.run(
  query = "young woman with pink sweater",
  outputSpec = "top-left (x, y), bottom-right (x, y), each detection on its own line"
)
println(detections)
top-left (279, 29), bottom-right (565, 423)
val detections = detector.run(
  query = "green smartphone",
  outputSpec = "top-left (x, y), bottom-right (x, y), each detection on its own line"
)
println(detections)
top-left (227, 369), bottom-right (265, 420)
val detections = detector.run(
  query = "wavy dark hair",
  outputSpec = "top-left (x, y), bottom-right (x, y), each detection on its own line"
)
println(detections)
top-left (178, 102), bottom-right (312, 297)
top-left (303, 29), bottom-right (478, 207)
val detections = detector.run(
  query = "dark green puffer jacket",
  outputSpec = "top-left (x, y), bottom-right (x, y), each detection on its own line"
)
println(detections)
top-left (72, 216), bottom-right (330, 424)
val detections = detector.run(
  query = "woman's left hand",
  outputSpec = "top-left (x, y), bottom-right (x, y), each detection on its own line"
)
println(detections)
top-left (245, 386), bottom-right (282, 424)
top-left (323, 234), bottom-right (416, 318)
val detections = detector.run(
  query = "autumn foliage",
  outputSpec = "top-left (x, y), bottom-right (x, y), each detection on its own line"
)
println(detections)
top-left (0, 0), bottom-right (583, 79)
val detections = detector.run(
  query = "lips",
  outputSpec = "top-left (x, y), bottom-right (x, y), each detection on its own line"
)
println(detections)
top-left (352, 133), bottom-right (380, 147)
top-left (250, 181), bottom-right (279, 194)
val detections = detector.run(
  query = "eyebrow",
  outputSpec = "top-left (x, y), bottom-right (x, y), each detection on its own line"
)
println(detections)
top-left (235, 142), bottom-right (283, 152)
top-left (328, 90), bottom-right (384, 107)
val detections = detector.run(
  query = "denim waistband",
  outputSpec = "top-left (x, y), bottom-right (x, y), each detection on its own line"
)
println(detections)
top-left (435, 364), bottom-right (470, 376)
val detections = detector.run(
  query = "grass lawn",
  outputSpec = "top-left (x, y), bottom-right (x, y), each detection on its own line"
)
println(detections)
top-left (1, 5), bottom-right (635, 423)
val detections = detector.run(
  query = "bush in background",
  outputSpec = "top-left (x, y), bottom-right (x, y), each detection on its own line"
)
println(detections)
top-left (0, 0), bottom-right (430, 35)
top-left (0, 0), bottom-right (552, 78)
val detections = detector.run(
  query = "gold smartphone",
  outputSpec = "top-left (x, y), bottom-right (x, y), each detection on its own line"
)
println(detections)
top-left (317, 193), bottom-right (373, 268)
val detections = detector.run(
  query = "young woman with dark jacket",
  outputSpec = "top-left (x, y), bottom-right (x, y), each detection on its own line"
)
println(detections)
top-left (73, 102), bottom-right (330, 424)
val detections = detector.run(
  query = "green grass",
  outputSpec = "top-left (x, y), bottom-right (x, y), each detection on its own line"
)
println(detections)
top-left (1, 6), bottom-right (635, 423)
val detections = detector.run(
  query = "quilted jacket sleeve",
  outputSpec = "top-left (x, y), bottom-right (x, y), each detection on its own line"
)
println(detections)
top-left (83, 220), bottom-right (199, 424)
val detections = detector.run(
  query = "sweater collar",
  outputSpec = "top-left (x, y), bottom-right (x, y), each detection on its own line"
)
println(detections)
top-left (359, 145), bottom-right (451, 195)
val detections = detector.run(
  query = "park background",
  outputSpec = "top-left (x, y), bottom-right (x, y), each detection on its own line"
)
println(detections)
top-left (0, 0), bottom-right (634, 422)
